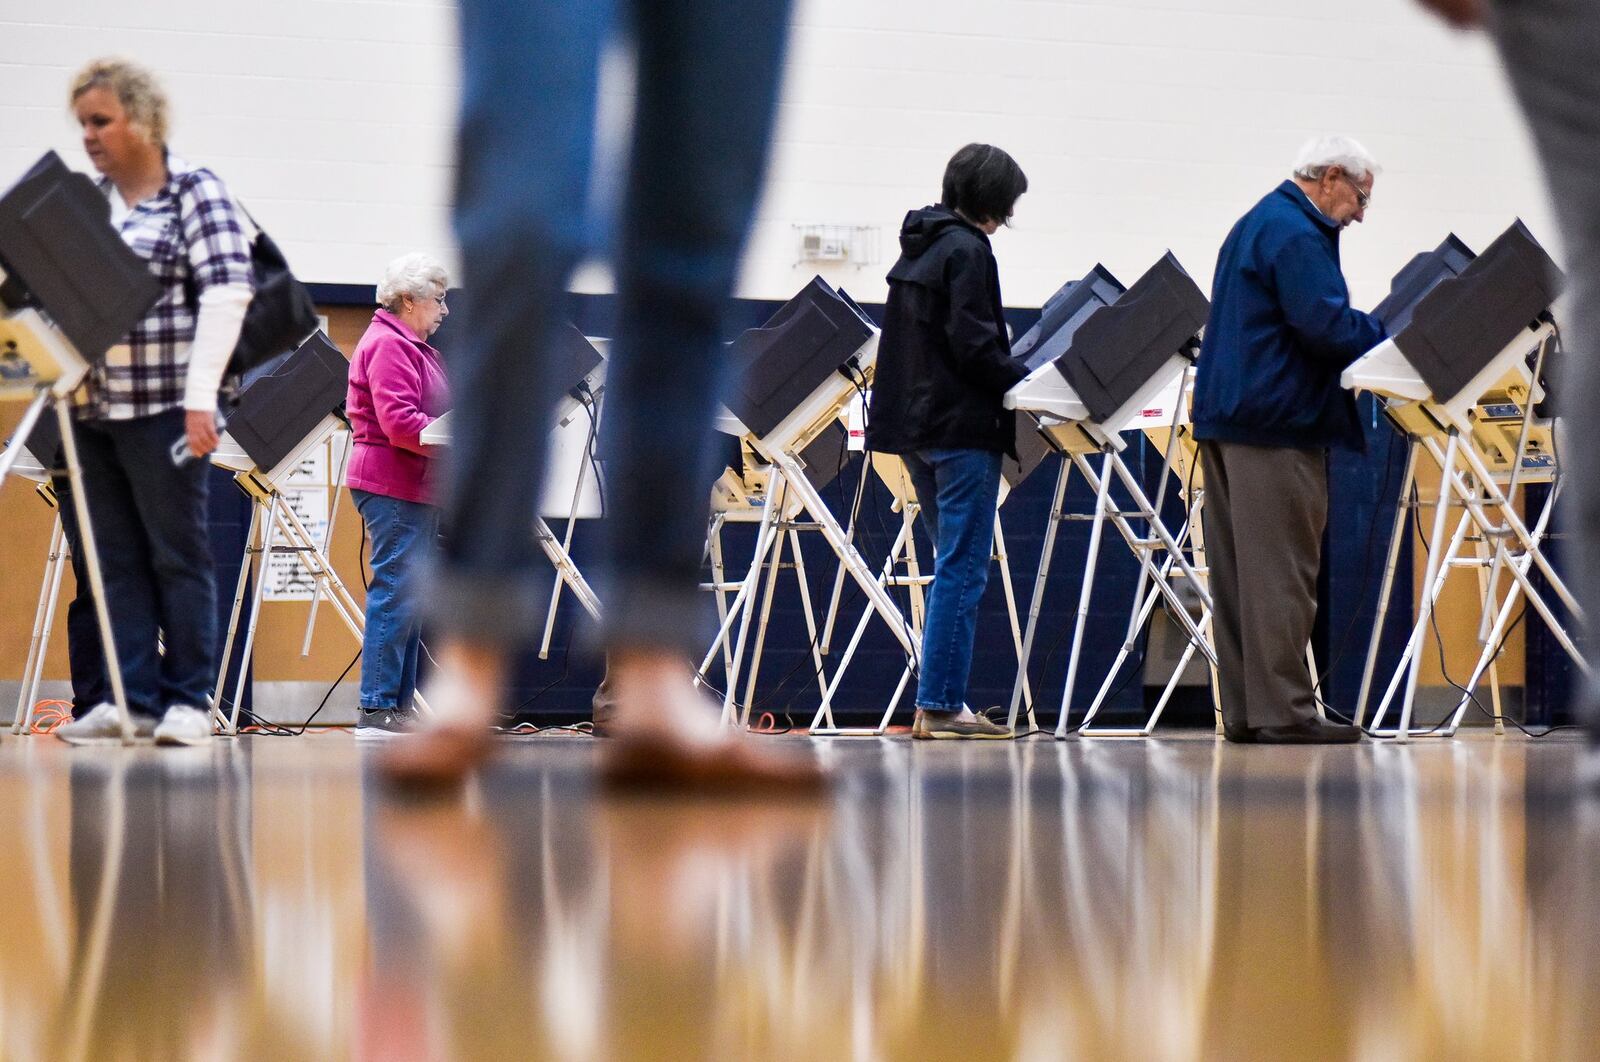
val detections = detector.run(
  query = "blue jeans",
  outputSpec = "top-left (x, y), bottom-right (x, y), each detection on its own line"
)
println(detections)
top-left (354, 490), bottom-right (438, 711)
top-left (429, 0), bottom-right (793, 654)
top-left (73, 409), bottom-right (215, 720)
top-left (1490, 0), bottom-right (1600, 732)
top-left (901, 449), bottom-right (1003, 711)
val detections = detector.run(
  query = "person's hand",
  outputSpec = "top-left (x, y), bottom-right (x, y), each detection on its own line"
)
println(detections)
top-left (1415, 0), bottom-right (1486, 28)
top-left (185, 409), bottom-right (220, 458)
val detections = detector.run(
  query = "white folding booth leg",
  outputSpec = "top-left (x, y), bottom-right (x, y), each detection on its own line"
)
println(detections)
top-left (213, 503), bottom-right (263, 729)
top-left (23, 522), bottom-right (70, 730)
top-left (1054, 451), bottom-right (1116, 737)
top-left (808, 505), bottom-right (918, 734)
top-left (1453, 438), bottom-right (1583, 619)
top-left (819, 466), bottom-right (870, 656)
top-left (538, 419), bottom-right (598, 659)
top-left (1367, 505), bottom-right (1475, 735)
top-left (770, 450), bottom-right (920, 661)
top-left (1071, 451), bottom-right (1217, 664)
top-left (533, 518), bottom-right (603, 622)
top-left (53, 397), bottom-right (134, 742)
top-left (1007, 457), bottom-right (1071, 733)
top-left (991, 516), bottom-right (1036, 732)
top-left (301, 433), bottom-right (352, 658)
top-left (1354, 440), bottom-right (1420, 728)
top-left (738, 507), bottom-right (791, 726)
top-left (705, 515), bottom-right (738, 677)
top-left (786, 528), bottom-right (832, 705)
top-left (272, 494), bottom-right (368, 643)
top-left (1307, 644), bottom-right (1326, 720)
top-left (1396, 431), bottom-right (1463, 743)
top-left (225, 494), bottom-right (281, 734)
top-left (1077, 537), bottom-right (1213, 738)
top-left (901, 502), bottom-right (928, 633)
top-left (12, 515), bottom-right (67, 734)
top-left (697, 479), bottom-right (784, 724)
top-left (1075, 557), bottom-right (1170, 735)
top-left (1467, 518), bottom-right (1506, 733)
top-left (1450, 480), bottom-right (1574, 733)
top-left (1106, 450), bottom-right (1214, 613)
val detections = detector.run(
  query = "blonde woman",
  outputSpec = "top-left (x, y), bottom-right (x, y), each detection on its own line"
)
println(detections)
top-left (56, 58), bottom-right (253, 747)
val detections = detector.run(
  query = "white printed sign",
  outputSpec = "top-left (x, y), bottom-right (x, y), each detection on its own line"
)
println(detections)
top-left (263, 437), bottom-right (338, 600)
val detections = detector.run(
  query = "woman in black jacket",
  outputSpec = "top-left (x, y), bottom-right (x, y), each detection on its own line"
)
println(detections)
top-left (866, 143), bottom-right (1029, 739)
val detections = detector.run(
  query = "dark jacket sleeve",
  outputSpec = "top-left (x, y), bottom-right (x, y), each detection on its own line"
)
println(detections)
top-left (942, 245), bottom-right (1029, 394)
top-left (1273, 233), bottom-right (1386, 366)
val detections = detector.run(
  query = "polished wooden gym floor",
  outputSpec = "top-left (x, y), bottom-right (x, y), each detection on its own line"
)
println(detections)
top-left (0, 729), bottom-right (1596, 1060)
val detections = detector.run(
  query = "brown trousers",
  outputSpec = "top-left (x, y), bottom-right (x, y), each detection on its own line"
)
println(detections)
top-left (1199, 440), bottom-right (1327, 730)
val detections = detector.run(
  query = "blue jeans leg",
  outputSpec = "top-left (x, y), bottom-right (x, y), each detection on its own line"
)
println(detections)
top-left (1490, 0), bottom-right (1600, 732)
top-left (431, 0), bottom-right (793, 656)
top-left (74, 410), bottom-right (215, 718)
top-left (599, 0), bottom-right (794, 652)
top-left (355, 490), bottom-right (437, 710)
top-left (900, 448), bottom-right (1002, 711)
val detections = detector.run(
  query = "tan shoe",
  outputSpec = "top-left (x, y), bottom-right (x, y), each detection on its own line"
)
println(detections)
top-left (911, 708), bottom-right (1014, 740)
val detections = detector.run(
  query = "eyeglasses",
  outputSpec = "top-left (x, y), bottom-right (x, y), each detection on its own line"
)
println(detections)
top-left (431, 292), bottom-right (447, 308)
top-left (1340, 173), bottom-right (1371, 210)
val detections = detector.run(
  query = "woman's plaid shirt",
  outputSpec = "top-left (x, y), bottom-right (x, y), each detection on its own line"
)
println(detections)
top-left (84, 154), bottom-right (253, 420)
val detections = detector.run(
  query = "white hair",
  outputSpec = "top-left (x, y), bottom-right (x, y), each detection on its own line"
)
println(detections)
top-left (376, 252), bottom-right (449, 312)
top-left (1292, 135), bottom-right (1381, 182)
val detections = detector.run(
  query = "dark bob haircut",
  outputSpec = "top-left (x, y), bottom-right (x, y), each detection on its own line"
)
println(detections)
top-left (940, 143), bottom-right (1028, 226)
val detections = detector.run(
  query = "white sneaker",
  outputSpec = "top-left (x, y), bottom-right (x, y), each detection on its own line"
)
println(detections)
top-left (55, 703), bottom-right (157, 745)
top-left (153, 705), bottom-right (216, 747)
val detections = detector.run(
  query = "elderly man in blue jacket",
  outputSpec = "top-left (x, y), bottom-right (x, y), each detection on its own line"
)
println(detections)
top-left (1192, 135), bottom-right (1385, 745)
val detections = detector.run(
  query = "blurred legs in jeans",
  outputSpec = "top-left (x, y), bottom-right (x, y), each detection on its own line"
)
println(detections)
top-left (388, 0), bottom-right (821, 789)
top-left (1487, 0), bottom-right (1600, 742)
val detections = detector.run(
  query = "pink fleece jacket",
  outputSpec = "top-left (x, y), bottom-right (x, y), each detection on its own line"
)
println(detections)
top-left (345, 309), bottom-right (450, 505)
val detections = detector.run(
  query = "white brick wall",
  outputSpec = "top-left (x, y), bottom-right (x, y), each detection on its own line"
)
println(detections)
top-left (0, 0), bottom-right (1556, 309)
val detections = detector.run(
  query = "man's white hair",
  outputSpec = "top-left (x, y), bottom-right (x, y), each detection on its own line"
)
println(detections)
top-left (1292, 135), bottom-right (1381, 182)
top-left (376, 252), bottom-right (449, 311)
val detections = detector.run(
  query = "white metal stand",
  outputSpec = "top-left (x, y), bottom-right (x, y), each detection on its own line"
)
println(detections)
top-left (803, 453), bottom-right (1037, 735)
top-left (1345, 322), bottom-right (1578, 740)
top-left (212, 466), bottom-right (370, 733)
top-left (1360, 430), bottom-right (1582, 739)
top-left (1035, 446), bottom-right (1216, 738)
top-left (1, 380), bottom-right (134, 742)
top-left (420, 392), bottom-right (607, 649)
top-left (1004, 351), bottom-right (1223, 739)
top-left (12, 514), bottom-right (69, 732)
top-left (11, 492), bottom-right (68, 734)
top-left (698, 471), bottom-right (832, 727)
top-left (536, 393), bottom-right (605, 655)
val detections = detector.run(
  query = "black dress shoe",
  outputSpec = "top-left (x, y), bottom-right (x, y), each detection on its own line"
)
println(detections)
top-left (1222, 723), bottom-right (1256, 744)
top-left (1254, 718), bottom-right (1363, 744)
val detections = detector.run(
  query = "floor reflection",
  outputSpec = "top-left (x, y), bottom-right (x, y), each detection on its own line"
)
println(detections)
top-left (1, 733), bottom-right (1598, 1059)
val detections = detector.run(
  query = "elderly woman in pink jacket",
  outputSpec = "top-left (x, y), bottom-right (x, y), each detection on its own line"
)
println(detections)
top-left (346, 253), bottom-right (451, 737)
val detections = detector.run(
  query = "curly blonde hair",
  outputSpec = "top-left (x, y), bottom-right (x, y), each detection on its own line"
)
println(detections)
top-left (69, 57), bottom-right (170, 145)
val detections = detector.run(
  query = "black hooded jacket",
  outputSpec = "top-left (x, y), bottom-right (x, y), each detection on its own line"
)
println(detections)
top-left (865, 205), bottom-right (1029, 457)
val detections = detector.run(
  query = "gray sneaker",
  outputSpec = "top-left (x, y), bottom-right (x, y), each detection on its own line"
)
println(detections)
top-left (153, 705), bottom-right (216, 747)
top-left (55, 703), bottom-right (157, 745)
top-left (912, 708), bottom-right (1014, 740)
top-left (355, 707), bottom-right (417, 740)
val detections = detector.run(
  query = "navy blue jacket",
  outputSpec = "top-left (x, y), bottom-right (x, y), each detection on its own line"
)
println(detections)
top-left (866, 206), bottom-right (1029, 457)
top-left (1192, 181), bottom-right (1385, 451)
